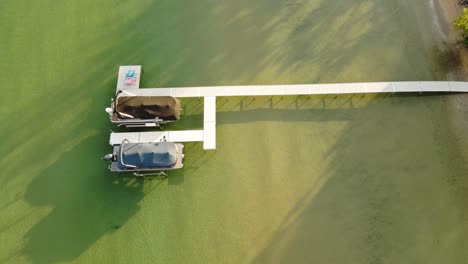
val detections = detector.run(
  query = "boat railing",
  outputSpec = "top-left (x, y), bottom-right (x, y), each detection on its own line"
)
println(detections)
top-left (119, 139), bottom-right (139, 169)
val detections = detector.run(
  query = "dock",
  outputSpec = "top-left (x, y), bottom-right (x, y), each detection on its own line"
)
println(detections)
top-left (110, 130), bottom-right (204, 145)
top-left (203, 96), bottom-right (216, 150)
top-left (111, 66), bottom-right (468, 150)
top-left (116, 65), bottom-right (141, 90)
top-left (123, 81), bottom-right (468, 97)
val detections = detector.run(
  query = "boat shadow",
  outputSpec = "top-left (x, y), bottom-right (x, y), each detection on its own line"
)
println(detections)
top-left (21, 135), bottom-right (146, 264)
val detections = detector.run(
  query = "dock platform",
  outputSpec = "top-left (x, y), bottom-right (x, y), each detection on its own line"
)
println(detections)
top-left (116, 65), bottom-right (141, 91)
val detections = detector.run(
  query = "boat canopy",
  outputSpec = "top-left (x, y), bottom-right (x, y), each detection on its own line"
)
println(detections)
top-left (118, 142), bottom-right (177, 169)
top-left (115, 96), bottom-right (180, 120)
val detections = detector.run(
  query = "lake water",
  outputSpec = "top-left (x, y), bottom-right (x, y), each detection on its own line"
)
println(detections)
top-left (1, 0), bottom-right (468, 263)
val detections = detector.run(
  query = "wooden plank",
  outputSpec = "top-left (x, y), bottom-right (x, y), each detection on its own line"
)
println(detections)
top-left (204, 96), bottom-right (216, 122)
top-left (168, 130), bottom-right (204, 142)
top-left (449, 82), bottom-right (468, 92)
top-left (110, 130), bottom-right (204, 145)
top-left (337, 83), bottom-right (366, 94)
top-left (202, 96), bottom-right (217, 149)
top-left (130, 88), bottom-right (172, 96)
top-left (203, 122), bottom-right (216, 150)
top-left (138, 132), bottom-right (169, 143)
top-left (420, 81), bottom-right (450, 92)
top-left (110, 132), bottom-right (141, 145)
top-left (362, 82), bottom-right (393, 93)
top-left (392, 82), bottom-right (421, 93)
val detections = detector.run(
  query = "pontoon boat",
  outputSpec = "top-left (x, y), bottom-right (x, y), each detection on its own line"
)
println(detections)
top-left (105, 90), bottom-right (181, 128)
top-left (103, 139), bottom-right (184, 176)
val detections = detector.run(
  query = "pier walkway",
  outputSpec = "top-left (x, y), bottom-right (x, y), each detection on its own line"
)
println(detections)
top-left (111, 65), bottom-right (468, 150)
top-left (123, 81), bottom-right (468, 97)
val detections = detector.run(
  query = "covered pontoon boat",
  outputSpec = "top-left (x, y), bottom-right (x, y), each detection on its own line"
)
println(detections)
top-left (106, 91), bottom-right (181, 128)
top-left (103, 139), bottom-right (184, 176)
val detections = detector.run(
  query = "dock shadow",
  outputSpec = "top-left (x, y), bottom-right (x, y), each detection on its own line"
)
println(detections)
top-left (167, 170), bottom-right (185, 185)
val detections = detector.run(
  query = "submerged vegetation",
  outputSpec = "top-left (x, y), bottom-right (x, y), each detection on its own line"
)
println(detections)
top-left (455, 8), bottom-right (468, 46)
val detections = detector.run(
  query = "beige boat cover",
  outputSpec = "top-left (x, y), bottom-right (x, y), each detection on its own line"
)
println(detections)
top-left (115, 96), bottom-right (180, 120)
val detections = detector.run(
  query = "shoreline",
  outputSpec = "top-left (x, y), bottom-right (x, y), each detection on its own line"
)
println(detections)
top-left (436, 0), bottom-right (468, 169)
top-left (434, 0), bottom-right (468, 80)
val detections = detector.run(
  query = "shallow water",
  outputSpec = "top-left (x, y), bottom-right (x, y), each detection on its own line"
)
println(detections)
top-left (1, 0), bottom-right (468, 263)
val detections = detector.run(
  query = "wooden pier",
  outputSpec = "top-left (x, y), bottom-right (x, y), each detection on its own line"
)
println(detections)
top-left (111, 66), bottom-right (468, 150)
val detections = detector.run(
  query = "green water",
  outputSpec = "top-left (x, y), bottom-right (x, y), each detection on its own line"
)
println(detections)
top-left (1, 0), bottom-right (468, 263)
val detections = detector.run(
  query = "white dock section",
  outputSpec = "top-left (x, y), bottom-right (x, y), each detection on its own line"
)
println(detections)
top-left (203, 96), bottom-right (216, 150)
top-left (110, 66), bottom-right (468, 151)
top-left (128, 81), bottom-right (468, 97)
top-left (116, 65), bottom-right (141, 91)
top-left (110, 130), bottom-right (204, 145)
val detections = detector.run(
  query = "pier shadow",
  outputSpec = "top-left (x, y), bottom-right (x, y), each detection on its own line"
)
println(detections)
top-left (167, 170), bottom-right (185, 185)
top-left (22, 135), bottom-right (145, 264)
top-left (175, 93), bottom-right (450, 127)
top-left (249, 95), bottom-right (468, 263)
